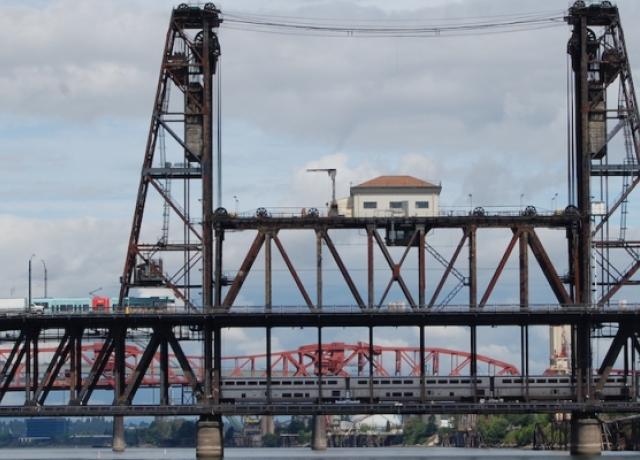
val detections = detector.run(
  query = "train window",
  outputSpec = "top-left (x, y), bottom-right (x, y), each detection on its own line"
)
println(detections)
top-left (382, 380), bottom-right (391, 385)
top-left (259, 381), bottom-right (267, 385)
top-left (450, 380), bottom-right (459, 384)
top-left (461, 380), bottom-right (470, 384)
top-left (392, 392), bottom-right (402, 397)
top-left (305, 381), bottom-right (314, 385)
top-left (404, 392), bottom-right (413, 396)
top-left (514, 379), bottom-right (522, 384)
top-left (294, 393), bottom-right (303, 398)
top-left (426, 380), bottom-right (436, 384)
top-left (358, 380), bottom-right (367, 385)
top-left (328, 380), bottom-right (338, 385)
top-left (283, 393), bottom-right (291, 398)
top-left (373, 380), bottom-right (380, 384)
top-left (332, 391), bottom-right (340, 396)
top-left (248, 381), bottom-right (258, 386)
top-left (392, 380), bottom-right (402, 385)
top-left (437, 380), bottom-right (447, 384)
top-left (536, 379), bottom-right (546, 384)
top-left (503, 379), bottom-right (512, 384)
top-left (225, 381), bottom-right (235, 386)
top-left (272, 381), bottom-right (280, 385)
top-left (559, 379), bottom-right (569, 384)
top-left (404, 380), bottom-right (412, 384)
top-left (294, 381), bottom-right (303, 385)
top-left (548, 379), bottom-right (558, 383)
top-left (241, 393), bottom-right (246, 398)
top-left (386, 393), bottom-right (391, 397)
top-left (282, 381), bottom-right (291, 385)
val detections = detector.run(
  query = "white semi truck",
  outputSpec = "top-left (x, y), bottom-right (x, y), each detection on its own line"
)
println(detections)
top-left (0, 298), bottom-right (44, 314)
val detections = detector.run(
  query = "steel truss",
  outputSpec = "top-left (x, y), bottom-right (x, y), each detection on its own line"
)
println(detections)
top-left (0, 312), bottom-right (638, 415)
top-left (89, 1), bottom-right (640, 420)
top-left (119, 4), bottom-right (222, 309)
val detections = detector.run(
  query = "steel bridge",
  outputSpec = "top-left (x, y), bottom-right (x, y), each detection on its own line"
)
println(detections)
top-left (4, 1), bottom-right (640, 456)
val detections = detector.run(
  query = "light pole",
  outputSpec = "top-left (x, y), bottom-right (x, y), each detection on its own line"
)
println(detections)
top-left (551, 192), bottom-right (558, 211)
top-left (233, 195), bottom-right (239, 215)
top-left (520, 193), bottom-right (525, 209)
top-left (28, 254), bottom-right (36, 311)
top-left (41, 259), bottom-right (48, 298)
top-left (468, 193), bottom-right (473, 212)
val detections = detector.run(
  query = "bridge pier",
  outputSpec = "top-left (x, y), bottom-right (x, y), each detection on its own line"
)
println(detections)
top-left (196, 415), bottom-right (224, 460)
top-left (112, 415), bottom-right (125, 452)
top-left (311, 415), bottom-right (327, 451)
top-left (570, 414), bottom-right (601, 456)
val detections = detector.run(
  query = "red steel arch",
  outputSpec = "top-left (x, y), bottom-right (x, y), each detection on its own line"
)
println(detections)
top-left (0, 341), bottom-right (518, 391)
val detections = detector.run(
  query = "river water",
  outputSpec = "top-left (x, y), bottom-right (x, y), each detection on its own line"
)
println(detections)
top-left (1, 448), bottom-right (640, 459)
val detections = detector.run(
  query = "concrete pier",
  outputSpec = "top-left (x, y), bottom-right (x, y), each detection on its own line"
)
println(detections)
top-left (112, 415), bottom-right (126, 453)
top-left (261, 415), bottom-right (275, 435)
top-left (311, 415), bottom-right (327, 451)
top-left (570, 415), bottom-right (602, 455)
top-left (196, 415), bottom-right (224, 460)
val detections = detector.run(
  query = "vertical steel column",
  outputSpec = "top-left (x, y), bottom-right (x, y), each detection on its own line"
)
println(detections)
top-left (624, 341), bottom-right (629, 391)
top-left (114, 327), bottom-right (125, 404)
top-left (201, 14), bottom-right (215, 310)
top-left (519, 230), bottom-right (529, 309)
top-left (24, 330), bottom-right (31, 404)
top-left (419, 326), bottom-right (426, 402)
top-left (317, 327), bottom-right (323, 403)
top-left (521, 325), bottom-right (529, 400)
top-left (204, 324), bottom-right (213, 401)
top-left (213, 326), bottom-right (221, 404)
top-left (160, 337), bottom-right (169, 405)
top-left (632, 338), bottom-right (637, 399)
top-left (367, 227), bottom-right (374, 308)
top-left (418, 226), bottom-right (426, 308)
top-left (69, 329), bottom-right (81, 403)
top-left (369, 327), bottom-right (374, 404)
top-left (316, 230), bottom-right (323, 309)
top-left (468, 226), bottom-right (477, 308)
top-left (470, 326), bottom-right (477, 401)
top-left (214, 228), bottom-right (224, 307)
top-left (569, 3), bottom-right (593, 404)
top-left (519, 228), bottom-right (530, 399)
top-left (266, 326), bottom-right (272, 403)
top-left (265, 232), bottom-right (272, 311)
top-left (31, 329), bottom-right (39, 404)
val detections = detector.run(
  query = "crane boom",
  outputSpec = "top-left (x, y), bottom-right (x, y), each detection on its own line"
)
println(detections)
top-left (306, 168), bottom-right (338, 216)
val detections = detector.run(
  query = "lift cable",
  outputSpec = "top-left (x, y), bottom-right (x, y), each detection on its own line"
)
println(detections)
top-left (221, 10), bottom-right (566, 38)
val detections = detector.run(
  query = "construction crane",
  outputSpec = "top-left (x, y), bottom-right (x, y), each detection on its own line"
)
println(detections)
top-left (306, 168), bottom-right (338, 216)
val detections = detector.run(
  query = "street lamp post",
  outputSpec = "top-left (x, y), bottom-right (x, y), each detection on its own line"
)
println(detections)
top-left (468, 193), bottom-right (473, 212)
top-left (41, 259), bottom-right (48, 298)
top-left (520, 193), bottom-right (525, 209)
top-left (28, 254), bottom-right (36, 311)
top-left (551, 193), bottom-right (558, 211)
top-left (233, 195), bottom-right (239, 215)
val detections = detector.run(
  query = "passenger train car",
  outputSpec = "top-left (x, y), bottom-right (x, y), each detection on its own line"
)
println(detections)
top-left (218, 375), bottom-right (636, 404)
top-left (32, 296), bottom-right (174, 313)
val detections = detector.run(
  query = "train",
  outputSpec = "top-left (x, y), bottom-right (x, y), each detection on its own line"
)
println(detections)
top-left (32, 296), bottom-right (175, 313)
top-left (218, 375), bottom-right (636, 403)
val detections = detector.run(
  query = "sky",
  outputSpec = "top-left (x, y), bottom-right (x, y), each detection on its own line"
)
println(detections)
top-left (1, 0), bottom-right (640, 371)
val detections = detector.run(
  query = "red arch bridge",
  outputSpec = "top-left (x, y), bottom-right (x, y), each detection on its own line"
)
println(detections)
top-left (0, 341), bottom-right (518, 390)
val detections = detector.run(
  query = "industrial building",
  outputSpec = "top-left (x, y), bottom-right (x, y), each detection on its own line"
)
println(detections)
top-left (338, 175), bottom-right (442, 218)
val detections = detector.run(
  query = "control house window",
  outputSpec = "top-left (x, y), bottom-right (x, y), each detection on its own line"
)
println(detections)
top-left (389, 201), bottom-right (405, 209)
top-left (415, 201), bottom-right (429, 209)
top-left (363, 201), bottom-right (377, 209)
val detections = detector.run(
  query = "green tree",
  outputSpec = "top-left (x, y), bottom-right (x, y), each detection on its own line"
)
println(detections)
top-left (262, 432), bottom-right (279, 447)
